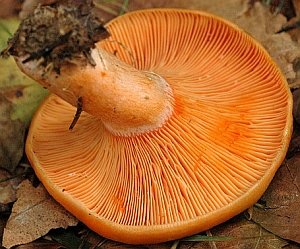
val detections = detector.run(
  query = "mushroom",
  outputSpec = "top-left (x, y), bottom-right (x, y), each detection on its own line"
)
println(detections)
top-left (14, 8), bottom-right (293, 244)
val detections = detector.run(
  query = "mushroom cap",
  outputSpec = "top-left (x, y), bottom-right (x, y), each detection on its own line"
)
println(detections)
top-left (26, 9), bottom-right (292, 244)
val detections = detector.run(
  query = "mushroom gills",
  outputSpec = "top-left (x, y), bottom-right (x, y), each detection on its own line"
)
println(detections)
top-left (25, 8), bottom-right (292, 244)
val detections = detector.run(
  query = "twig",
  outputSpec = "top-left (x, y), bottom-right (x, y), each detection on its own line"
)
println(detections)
top-left (276, 20), bottom-right (300, 33)
top-left (69, 96), bottom-right (83, 130)
top-left (206, 230), bottom-right (218, 249)
top-left (170, 240), bottom-right (180, 249)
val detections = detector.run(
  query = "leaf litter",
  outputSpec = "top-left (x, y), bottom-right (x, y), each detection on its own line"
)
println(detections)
top-left (2, 180), bottom-right (78, 249)
top-left (1, 0), bottom-right (300, 248)
top-left (0, 96), bottom-right (25, 173)
top-left (129, 0), bottom-right (300, 86)
top-left (293, 88), bottom-right (300, 124)
top-left (0, 169), bottom-right (23, 206)
top-left (0, 18), bottom-right (48, 173)
top-left (181, 217), bottom-right (289, 249)
top-left (251, 156), bottom-right (300, 244)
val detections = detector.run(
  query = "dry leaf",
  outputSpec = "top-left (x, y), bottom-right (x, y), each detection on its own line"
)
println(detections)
top-left (0, 19), bottom-right (48, 172)
top-left (0, 216), bottom-right (7, 243)
top-left (0, 169), bottom-right (22, 205)
top-left (286, 132), bottom-right (300, 161)
top-left (173, 217), bottom-right (287, 249)
top-left (1, 1), bottom-right (299, 248)
top-left (0, 0), bottom-right (21, 18)
top-left (251, 157), bottom-right (300, 244)
top-left (293, 0), bottom-right (300, 16)
top-left (15, 240), bottom-right (63, 249)
top-left (233, 3), bottom-right (300, 83)
top-left (0, 96), bottom-right (25, 172)
top-left (129, 0), bottom-right (300, 84)
top-left (2, 180), bottom-right (78, 249)
top-left (293, 88), bottom-right (300, 124)
top-left (128, 0), bottom-right (248, 20)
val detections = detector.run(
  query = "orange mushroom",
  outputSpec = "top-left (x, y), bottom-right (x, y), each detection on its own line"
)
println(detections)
top-left (11, 8), bottom-right (293, 244)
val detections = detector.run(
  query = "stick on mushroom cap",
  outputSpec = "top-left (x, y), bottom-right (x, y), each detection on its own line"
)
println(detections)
top-left (22, 8), bottom-right (291, 244)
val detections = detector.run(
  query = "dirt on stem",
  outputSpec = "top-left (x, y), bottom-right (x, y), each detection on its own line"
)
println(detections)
top-left (1, 1), bottom-right (110, 74)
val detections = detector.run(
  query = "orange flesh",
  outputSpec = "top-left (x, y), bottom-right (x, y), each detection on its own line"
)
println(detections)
top-left (16, 47), bottom-right (174, 136)
top-left (26, 9), bottom-right (292, 243)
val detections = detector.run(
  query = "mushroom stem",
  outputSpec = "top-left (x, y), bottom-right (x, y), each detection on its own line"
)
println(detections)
top-left (15, 47), bottom-right (174, 136)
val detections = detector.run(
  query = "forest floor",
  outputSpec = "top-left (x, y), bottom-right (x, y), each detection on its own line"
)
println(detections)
top-left (0, 0), bottom-right (300, 248)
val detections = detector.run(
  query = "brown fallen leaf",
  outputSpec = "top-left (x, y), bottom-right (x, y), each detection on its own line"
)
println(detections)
top-left (251, 157), bottom-right (300, 244)
top-left (0, 216), bottom-right (7, 244)
top-left (0, 169), bottom-right (23, 205)
top-left (251, 0), bottom-right (296, 19)
top-left (1, 1), bottom-right (298, 248)
top-left (0, 95), bottom-right (25, 172)
top-left (15, 240), bottom-right (63, 249)
top-left (293, 88), bottom-right (300, 124)
top-left (2, 180), bottom-right (78, 249)
top-left (293, 0), bottom-right (300, 16)
top-left (233, 3), bottom-right (300, 84)
top-left (177, 217), bottom-right (288, 249)
top-left (128, 0), bottom-right (248, 21)
top-left (129, 1), bottom-right (300, 85)
top-left (0, 0), bottom-right (21, 18)
top-left (93, 0), bottom-right (129, 23)
top-left (286, 132), bottom-right (300, 159)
